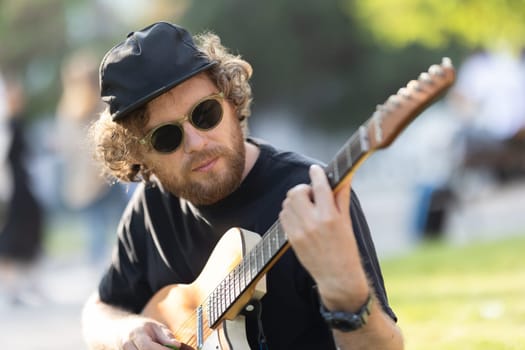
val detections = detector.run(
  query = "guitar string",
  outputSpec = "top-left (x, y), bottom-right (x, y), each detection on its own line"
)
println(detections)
top-left (173, 304), bottom-right (213, 348)
top-left (170, 222), bottom-right (285, 346)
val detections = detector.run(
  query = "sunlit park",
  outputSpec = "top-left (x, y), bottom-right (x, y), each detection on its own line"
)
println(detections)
top-left (1, 0), bottom-right (525, 349)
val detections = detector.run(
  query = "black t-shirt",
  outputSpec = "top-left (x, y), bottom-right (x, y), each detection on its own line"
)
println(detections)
top-left (98, 139), bottom-right (396, 349)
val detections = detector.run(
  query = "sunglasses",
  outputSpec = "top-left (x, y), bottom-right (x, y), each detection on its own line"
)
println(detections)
top-left (139, 92), bottom-right (224, 153)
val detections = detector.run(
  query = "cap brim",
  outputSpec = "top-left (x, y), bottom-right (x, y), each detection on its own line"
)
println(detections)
top-left (112, 60), bottom-right (217, 121)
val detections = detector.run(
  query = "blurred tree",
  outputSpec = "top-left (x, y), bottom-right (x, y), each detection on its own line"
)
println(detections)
top-left (0, 0), bottom-right (66, 74)
top-left (347, 0), bottom-right (525, 52)
top-left (0, 0), bottom-right (68, 119)
top-left (0, 0), bottom-right (192, 120)
top-left (180, 0), bottom-right (460, 130)
top-left (3, 0), bottom-right (509, 131)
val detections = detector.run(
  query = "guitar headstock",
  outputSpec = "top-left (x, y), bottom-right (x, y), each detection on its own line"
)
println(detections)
top-left (367, 57), bottom-right (456, 151)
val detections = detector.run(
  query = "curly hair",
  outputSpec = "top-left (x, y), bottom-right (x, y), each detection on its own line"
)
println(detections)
top-left (89, 32), bottom-right (253, 183)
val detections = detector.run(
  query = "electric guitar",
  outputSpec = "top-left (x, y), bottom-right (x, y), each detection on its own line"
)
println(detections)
top-left (142, 58), bottom-right (456, 349)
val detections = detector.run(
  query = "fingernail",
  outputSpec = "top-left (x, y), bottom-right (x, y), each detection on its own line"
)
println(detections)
top-left (163, 345), bottom-right (180, 350)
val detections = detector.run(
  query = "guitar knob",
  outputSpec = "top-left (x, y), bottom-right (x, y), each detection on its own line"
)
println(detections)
top-left (418, 72), bottom-right (432, 84)
top-left (441, 57), bottom-right (453, 67)
top-left (428, 64), bottom-right (444, 76)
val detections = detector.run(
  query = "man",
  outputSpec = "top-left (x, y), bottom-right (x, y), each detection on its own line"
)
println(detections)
top-left (82, 21), bottom-right (403, 350)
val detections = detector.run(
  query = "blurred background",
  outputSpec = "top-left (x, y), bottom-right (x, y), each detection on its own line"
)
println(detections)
top-left (1, 0), bottom-right (525, 349)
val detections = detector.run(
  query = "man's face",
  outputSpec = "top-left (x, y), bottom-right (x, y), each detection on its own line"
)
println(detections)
top-left (140, 73), bottom-right (246, 205)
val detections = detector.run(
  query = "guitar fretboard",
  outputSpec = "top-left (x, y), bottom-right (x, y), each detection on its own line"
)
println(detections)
top-left (206, 127), bottom-right (371, 327)
top-left (325, 125), bottom-right (370, 189)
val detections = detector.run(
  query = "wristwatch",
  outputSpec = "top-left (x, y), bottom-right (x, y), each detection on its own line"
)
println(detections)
top-left (319, 292), bottom-right (373, 332)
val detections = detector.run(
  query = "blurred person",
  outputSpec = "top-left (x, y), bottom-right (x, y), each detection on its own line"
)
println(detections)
top-left (0, 74), bottom-right (45, 306)
top-left (81, 22), bottom-right (403, 349)
top-left (447, 48), bottom-right (525, 183)
top-left (0, 73), bottom-right (10, 221)
top-left (55, 50), bottom-right (128, 268)
top-left (413, 48), bottom-right (525, 239)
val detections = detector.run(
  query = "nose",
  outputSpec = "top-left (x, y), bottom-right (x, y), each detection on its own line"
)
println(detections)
top-left (181, 121), bottom-right (207, 153)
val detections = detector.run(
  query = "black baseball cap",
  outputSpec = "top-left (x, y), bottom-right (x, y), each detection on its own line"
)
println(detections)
top-left (99, 22), bottom-right (217, 121)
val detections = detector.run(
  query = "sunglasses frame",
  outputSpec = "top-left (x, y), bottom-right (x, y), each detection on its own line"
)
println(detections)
top-left (139, 92), bottom-right (225, 153)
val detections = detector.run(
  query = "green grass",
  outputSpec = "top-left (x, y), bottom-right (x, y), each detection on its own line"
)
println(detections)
top-left (382, 236), bottom-right (525, 350)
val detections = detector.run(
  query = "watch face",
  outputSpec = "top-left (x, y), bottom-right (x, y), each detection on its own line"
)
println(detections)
top-left (332, 313), bottom-right (363, 331)
top-left (319, 292), bottom-right (372, 332)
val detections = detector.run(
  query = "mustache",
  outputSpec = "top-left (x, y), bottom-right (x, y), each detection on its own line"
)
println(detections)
top-left (182, 146), bottom-right (229, 172)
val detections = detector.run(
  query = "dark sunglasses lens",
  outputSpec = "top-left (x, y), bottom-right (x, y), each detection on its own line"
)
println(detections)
top-left (151, 124), bottom-right (183, 153)
top-left (191, 99), bottom-right (222, 129)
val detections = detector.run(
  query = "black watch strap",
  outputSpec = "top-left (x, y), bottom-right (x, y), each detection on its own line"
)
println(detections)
top-left (319, 292), bottom-right (373, 332)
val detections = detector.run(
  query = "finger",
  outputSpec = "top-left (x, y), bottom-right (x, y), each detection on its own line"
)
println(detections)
top-left (122, 342), bottom-right (138, 350)
top-left (280, 197), bottom-right (300, 229)
top-left (284, 184), bottom-right (315, 217)
top-left (151, 324), bottom-right (181, 348)
top-left (135, 338), bottom-right (179, 350)
top-left (281, 204), bottom-right (322, 252)
top-left (334, 176), bottom-right (352, 215)
top-left (309, 164), bottom-right (335, 212)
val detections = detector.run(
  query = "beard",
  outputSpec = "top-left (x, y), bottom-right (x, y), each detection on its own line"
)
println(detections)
top-left (152, 123), bottom-right (246, 205)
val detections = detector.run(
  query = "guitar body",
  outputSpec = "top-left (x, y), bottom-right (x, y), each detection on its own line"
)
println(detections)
top-left (142, 228), bottom-right (266, 350)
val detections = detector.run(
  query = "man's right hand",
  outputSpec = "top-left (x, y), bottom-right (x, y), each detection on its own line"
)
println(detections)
top-left (116, 316), bottom-right (182, 350)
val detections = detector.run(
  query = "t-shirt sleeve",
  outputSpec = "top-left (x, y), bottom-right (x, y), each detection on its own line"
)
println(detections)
top-left (98, 192), bottom-right (153, 314)
top-left (350, 189), bottom-right (397, 322)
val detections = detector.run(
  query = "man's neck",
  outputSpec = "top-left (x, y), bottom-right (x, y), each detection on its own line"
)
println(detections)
top-left (242, 141), bottom-right (260, 181)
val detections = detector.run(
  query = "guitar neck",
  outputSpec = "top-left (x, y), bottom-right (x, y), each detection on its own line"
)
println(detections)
top-left (205, 124), bottom-right (379, 328)
top-left (325, 126), bottom-right (372, 191)
top-left (205, 57), bottom-right (456, 328)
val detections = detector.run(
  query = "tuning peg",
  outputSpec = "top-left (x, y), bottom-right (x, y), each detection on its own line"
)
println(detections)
top-left (418, 72), bottom-right (432, 84)
top-left (428, 64), bottom-right (444, 76)
top-left (376, 103), bottom-right (391, 113)
top-left (387, 94), bottom-right (401, 107)
top-left (441, 57), bottom-right (453, 68)
top-left (372, 110), bottom-right (382, 119)
top-left (397, 87), bottom-right (411, 98)
top-left (407, 80), bottom-right (422, 92)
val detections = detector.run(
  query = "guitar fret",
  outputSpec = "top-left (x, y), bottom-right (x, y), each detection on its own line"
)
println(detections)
top-left (220, 280), bottom-right (226, 315)
top-left (268, 235), bottom-right (273, 262)
top-left (231, 271), bottom-right (236, 302)
top-left (231, 270), bottom-right (237, 301)
top-left (226, 273), bottom-right (232, 307)
top-left (230, 269), bottom-right (235, 302)
top-left (277, 223), bottom-right (286, 245)
top-left (270, 228), bottom-right (278, 255)
top-left (336, 150), bottom-right (347, 182)
top-left (261, 240), bottom-right (267, 269)
top-left (345, 141), bottom-right (352, 169)
top-left (350, 136), bottom-right (363, 164)
top-left (233, 266), bottom-right (239, 300)
top-left (250, 250), bottom-right (257, 280)
top-left (240, 259), bottom-right (246, 290)
top-left (264, 236), bottom-right (271, 264)
top-left (213, 289), bottom-right (218, 324)
top-left (257, 243), bottom-right (263, 273)
top-left (333, 156), bottom-right (340, 184)
top-left (325, 162), bottom-right (336, 188)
